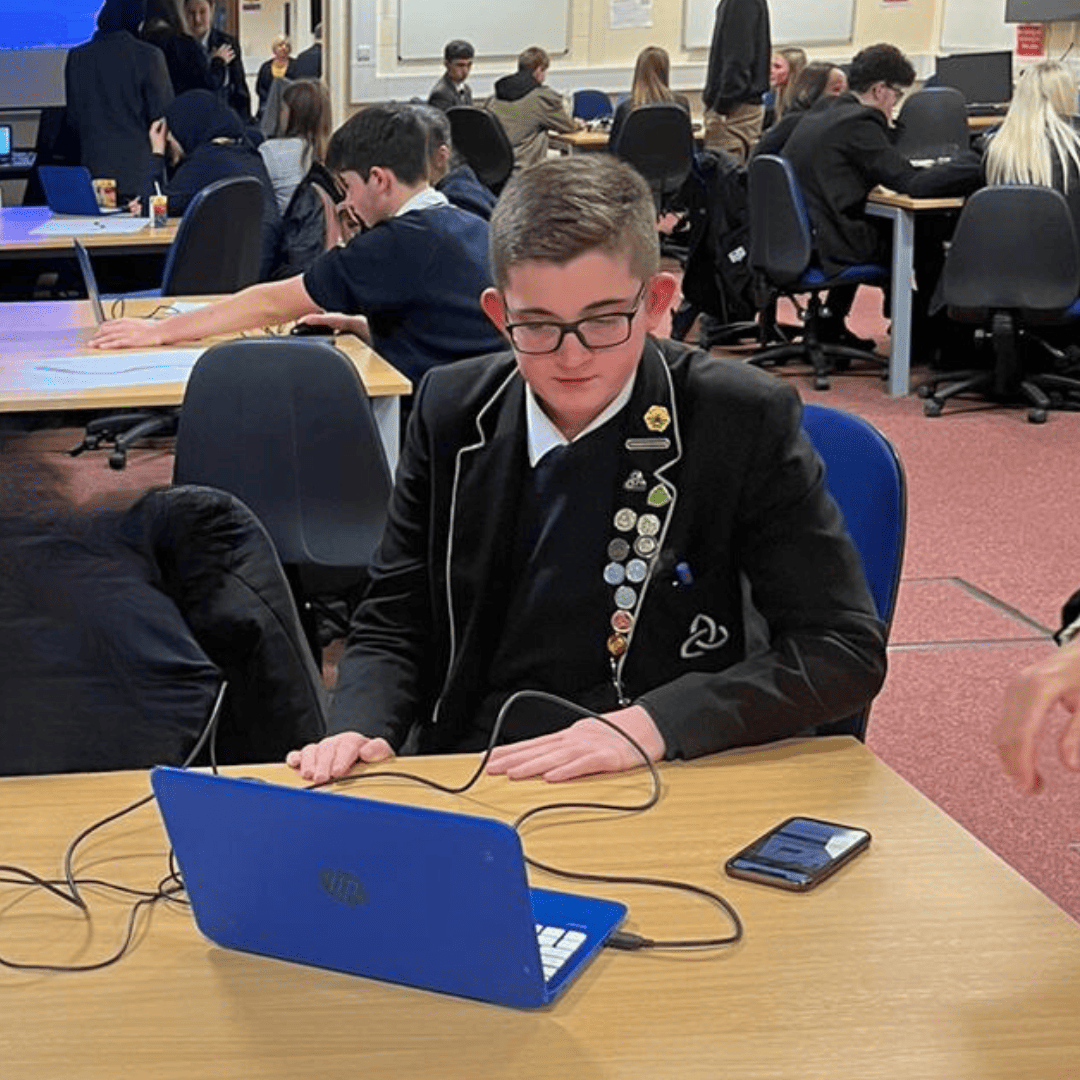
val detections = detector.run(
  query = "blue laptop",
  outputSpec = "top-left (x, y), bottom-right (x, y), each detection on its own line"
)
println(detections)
top-left (38, 164), bottom-right (120, 215)
top-left (150, 767), bottom-right (627, 1008)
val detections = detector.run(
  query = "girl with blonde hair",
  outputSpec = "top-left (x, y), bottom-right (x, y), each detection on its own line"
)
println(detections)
top-left (768, 46), bottom-right (808, 123)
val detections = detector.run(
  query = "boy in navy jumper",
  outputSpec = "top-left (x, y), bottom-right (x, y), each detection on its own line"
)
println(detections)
top-left (91, 104), bottom-right (504, 385)
top-left (288, 155), bottom-right (887, 785)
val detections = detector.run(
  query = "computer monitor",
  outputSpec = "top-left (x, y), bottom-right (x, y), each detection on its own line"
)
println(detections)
top-left (0, 124), bottom-right (11, 159)
top-left (1005, 0), bottom-right (1080, 21)
top-left (934, 51), bottom-right (1014, 107)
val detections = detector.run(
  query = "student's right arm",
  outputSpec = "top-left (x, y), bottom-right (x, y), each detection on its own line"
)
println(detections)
top-left (287, 732), bottom-right (395, 784)
top-left (89, 274), bottom-right (319, 349)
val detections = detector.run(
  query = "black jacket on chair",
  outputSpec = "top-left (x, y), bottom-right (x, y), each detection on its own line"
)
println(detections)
top-left (0, 486), bottom-right (325, 776)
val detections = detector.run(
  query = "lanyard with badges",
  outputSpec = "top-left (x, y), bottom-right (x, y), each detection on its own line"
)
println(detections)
top-left (603, 403), bottom-right (674, 704)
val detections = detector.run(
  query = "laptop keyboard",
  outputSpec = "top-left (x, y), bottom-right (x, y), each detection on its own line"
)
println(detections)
top-left (536, 924), bottom-right (587, 982)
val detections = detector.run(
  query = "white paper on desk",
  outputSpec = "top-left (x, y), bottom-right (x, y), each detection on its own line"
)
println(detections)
top-left (29, 217), bottom-right (150, 236)
top-left (23, 349), bottom-right (204, 389)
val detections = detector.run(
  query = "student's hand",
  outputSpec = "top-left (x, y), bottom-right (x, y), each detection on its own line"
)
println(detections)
top-left (286, 731), bottom-right (395, 784)
top-left (485, 705), bottom-right (666, 783)
top-left (296, 312), bottom-right (370, 341)
top-left (997, 638), bottom-right (1080, 794)
top-left (89, 318), bottom-right (168, 350)
top-left (127, 196), bottom-right (143, 215)
top-left (211, 43), bottom-right (235, 64)
top-left (149, 117), bottom-right (167, 156)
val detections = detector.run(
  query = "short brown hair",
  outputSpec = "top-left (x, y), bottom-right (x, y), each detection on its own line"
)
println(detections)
top-left (518, 46), bottom-right (550, 74)
top-left (489, 156), bottom-right (659, 288)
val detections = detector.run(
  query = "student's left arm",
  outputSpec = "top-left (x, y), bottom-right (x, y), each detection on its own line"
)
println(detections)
top-left (541, 88), bottom-right (581, 133)
top-left (89, 274), bottom-right (320, 349)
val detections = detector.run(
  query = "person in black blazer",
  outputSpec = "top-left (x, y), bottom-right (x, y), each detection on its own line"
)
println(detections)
top-left (183, 0), bottom-right (252, 122)
top-left (291, 23), bottom-right (322, 79)
top-left (141, 0), bottom-right (226, 98)
top-left (427, 39), bottom-right (474, 111)
top-left (288, 154), bottom-right (886, 785)
top-left (63, 0), bottom-right (174, 201)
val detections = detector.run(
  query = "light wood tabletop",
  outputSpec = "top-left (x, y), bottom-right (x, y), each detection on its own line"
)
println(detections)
top-left (0, 298), bottom-right (411, 412)
top-left (0, 206), bottom-right (179, 254)
top-left (3, 737), bottom-right (1078, 1080)
top-left (868, 188), bottom-right (966, 213)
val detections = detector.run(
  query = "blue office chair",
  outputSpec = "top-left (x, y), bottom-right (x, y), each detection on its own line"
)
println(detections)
top-left (747, 154), bottom-right (889, 391)
top-left (801, 403), bottom-right (907, 739)
top-left (572, 89), bottom-right (613, 120)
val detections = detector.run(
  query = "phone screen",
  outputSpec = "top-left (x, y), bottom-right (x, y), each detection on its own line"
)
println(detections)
top-left (724, 817), bottom-right (871, 891)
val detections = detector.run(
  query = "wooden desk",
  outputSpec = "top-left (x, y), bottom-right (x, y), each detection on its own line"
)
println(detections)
top-left (866, 189), bottom-right (965, 397)
top-left (4, 738), bottom-right (1078, 1079)
top-left (0, 299), bottom-right (412, 470)
top-left (0, 206), bottom-right (179, 255)
top-left (550, 119), bottom-right (703, 154)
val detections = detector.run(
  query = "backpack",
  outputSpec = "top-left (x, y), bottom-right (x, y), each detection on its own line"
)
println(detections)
top-left (272, 162), bottom-right (358, 280)
top-left (679, 151), bottom-right (758, 329)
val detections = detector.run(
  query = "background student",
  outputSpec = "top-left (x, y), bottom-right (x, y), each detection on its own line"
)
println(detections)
top-left (141, 0), bottom-right (227, 98)
top-left (763, 45), bottom-right (807, 128)
top-left (93, 104), bottom-right (505, 386)
top-left (752, 61), bottom-right (848, 159)
top-left (428, 39), bottom-right (475, 111)
top-left (983, 60), bottom-right (1080, 258)
top-left (702, 0), bottom-right (771, 163)
top-left (485, 45), bottom-right (582, 170)
top-left (183, 0), bottom-right (251, 123)
top-left (136, 89), bottom-right (281, 280)
top-left (258, 78), bottom-right (332, 213)
top-left (608, 45), bottom-right (691, 149)
top-left (64, 0), bottom-right (174, 203)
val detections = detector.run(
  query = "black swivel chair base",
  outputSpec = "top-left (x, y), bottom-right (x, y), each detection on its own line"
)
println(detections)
top-left (68, 409), bottom-right (178, 469)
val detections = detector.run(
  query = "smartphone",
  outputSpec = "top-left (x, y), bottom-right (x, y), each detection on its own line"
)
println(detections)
top-left (724, 816), bottom-right (871, 892)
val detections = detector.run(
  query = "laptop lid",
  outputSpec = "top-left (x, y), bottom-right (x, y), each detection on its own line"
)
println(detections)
top-left (37, 164), bottom-right (113, 216)
top-left (934, 51), bottom-right (1014, 108)
top-left (150, 767), bottom-right (626, 1008)
top-left (72, 239), bottom-right (105, 325)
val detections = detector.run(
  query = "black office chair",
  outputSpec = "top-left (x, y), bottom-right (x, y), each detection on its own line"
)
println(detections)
top-left (894, 87), bottom-right (971, 162)
top-left (70, 176), bottom-right (266, 468)
top-left (572, 89), bottom-right (613, 120)
top-left (173, 337), bottom-right (395, 660)
top-left (611, 104), bottom-right (695, 216)
top-left (919, 185), bottom-right (1080, 422)
top-left (446, 106), bottom-right (515, 194)
top-left (746, 154), bottom-right (889, 391)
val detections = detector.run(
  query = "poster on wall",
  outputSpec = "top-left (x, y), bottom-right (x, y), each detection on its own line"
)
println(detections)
top-left (1015, 22), bottom-right (1046, 56)
top-left (880, 0), bottom-right (909, 6)
top-left (611, 0), bottom-right (651, 29)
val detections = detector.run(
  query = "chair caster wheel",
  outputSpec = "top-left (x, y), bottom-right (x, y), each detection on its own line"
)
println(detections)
top-left (813, 375), bottom-right (830, 391)
top-left (1028, 408), bottom-right (1048, 424)
top-left (916, 384), bottom-right (933, 398)
top-left (108, 450), bottom-right (128, 470)
top-left (924, 400), bottom-right (943, 417)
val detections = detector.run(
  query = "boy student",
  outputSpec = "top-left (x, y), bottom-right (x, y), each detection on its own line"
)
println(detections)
top-left (428, 39), bottom-right (475, 111)
top-left (90, 105), bottom-right (505, 385)
top-left (485, 46), bottom-right (581, 169)
top-left (288, 155), bottom-right (887, 786)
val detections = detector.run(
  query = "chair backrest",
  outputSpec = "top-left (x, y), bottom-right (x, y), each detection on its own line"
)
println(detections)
top-left (894, 87), bottom-right (970, 161)
top-left (446, 106), bottom-right (515, 193)
top-left (573, 89), bottom-right (613, 120)
top-left (940, 185), bottom-right (1080, 315)
top-left (611, 104), bottom-right (694, 209)
top-left (160, 175), bottom-right (264, 296)
top-left (801, 403), bottom-right (907, 739)
top-left (747, 153), bottom-right (814, 288)
top-left (173, 338), bottom-right (393, 580)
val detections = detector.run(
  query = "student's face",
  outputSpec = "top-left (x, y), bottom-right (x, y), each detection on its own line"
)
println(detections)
top-left (770, 54), bottom-right (790, 87)
top-left (480, 251), bottom-right (678, 441)
top-left (185, 0), bottom-right (212, 37)
top-left (337, 168), bottom-right (390, 227)
top-left (826, 68), bottom-right (848, 96)
top-left (446, 58), bottom-right (473, 84)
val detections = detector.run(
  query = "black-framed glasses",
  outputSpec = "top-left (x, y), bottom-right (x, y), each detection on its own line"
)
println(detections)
top-left (503, 285), bottom-right (647, 355)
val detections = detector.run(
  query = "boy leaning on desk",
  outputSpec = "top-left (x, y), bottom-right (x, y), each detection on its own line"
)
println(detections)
top-left (284, 154), bottom-right (886, 786)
